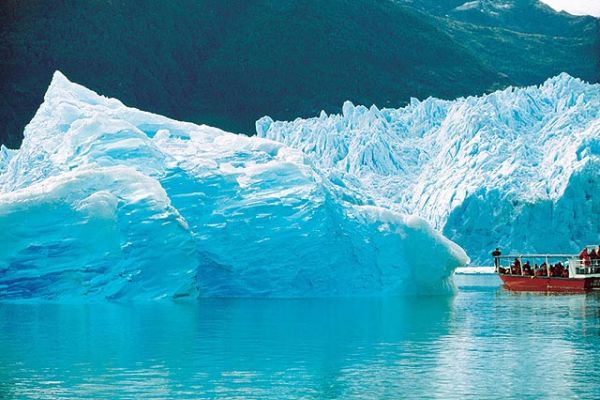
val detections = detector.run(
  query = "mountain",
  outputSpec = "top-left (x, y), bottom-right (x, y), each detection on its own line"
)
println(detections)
top-left (0, 73), bottom-right (466, 300)
top-left (435, 0), bottom-right (599, 86)
top-left (258, 73), bottom-right (600, 264)
top-left (1, 0), bottom-right (597, 148)
top-left (401, 0), bottom-right (595, 36)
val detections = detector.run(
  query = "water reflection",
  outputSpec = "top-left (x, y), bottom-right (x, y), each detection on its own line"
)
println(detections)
top-left (1, 276), bottom-right (600, 399)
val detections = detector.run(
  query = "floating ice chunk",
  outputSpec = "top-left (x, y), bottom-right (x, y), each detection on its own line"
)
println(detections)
top-left (0, 72), bottom-right (468, 300)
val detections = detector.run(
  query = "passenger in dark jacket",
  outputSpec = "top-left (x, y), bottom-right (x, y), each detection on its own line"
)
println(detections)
top-left (538, 262), bottom-right (548, 276)
top-left (491, 248), bottom-right (501, 268)
top-left (523, 261), bottom-right (532, 276)
top-left (512, 258), bottom-right (521, 275)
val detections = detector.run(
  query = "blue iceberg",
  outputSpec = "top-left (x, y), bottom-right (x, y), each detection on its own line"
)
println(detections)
top-left (0, 72), bottom-right (467, 300)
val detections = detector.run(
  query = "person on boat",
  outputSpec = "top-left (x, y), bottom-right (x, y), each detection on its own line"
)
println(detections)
top-left (553, 263), bottom-right (564, 277)
top-left (590, 247), bottom-right (599, 267)
top-left (535, 263), bottom-right (545, 277)
top-left (580, 248), bottom-right (591, 267)
top-left (538, 262), bottom-right (547, 276)
top-left (491, 248), bottom-right (501, 268)
top-left (512, 258), bottom-right (521, 275)
top-left (523, 261), bottom-right (532, 276)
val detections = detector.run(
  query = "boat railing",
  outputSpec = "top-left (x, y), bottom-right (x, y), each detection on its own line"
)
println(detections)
top-left (496, 254), bottom-right (576, 259)
top-left (569, 259), bottom-right (600, 275)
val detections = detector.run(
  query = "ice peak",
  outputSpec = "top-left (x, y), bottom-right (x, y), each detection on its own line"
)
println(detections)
top-left (540, 71), bottom-right (590, 92)
top-left (45, 70), bottom-right (87, 101)
top-left (50, 70), bottom-right (69, 87)
top-left (42, 70), bottom-right (124, 113)
top-left (342, 101), bottom-right (356, 118)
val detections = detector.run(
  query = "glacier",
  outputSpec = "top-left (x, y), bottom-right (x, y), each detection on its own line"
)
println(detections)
top-left (257, 73), bottom-right (600, 264)
top-left (0, 72), bottom-right (467, 301)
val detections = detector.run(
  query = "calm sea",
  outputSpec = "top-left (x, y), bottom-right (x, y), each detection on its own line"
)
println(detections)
top-left (1, 274), bottom-right (599, 399)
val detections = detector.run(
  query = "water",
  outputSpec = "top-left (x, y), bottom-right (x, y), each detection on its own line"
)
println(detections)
top-left (1, 274), bottom-right (600, 399)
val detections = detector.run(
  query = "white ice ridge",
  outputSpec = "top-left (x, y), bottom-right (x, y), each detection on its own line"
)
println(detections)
top-left (0, 72), bottom-right (467, 301)
top-left (257, 73), bottom-right (600, 264)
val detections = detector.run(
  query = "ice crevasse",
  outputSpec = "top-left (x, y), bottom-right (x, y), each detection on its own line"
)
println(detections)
top-left (0, 72), bottom-right (467, 300)
top-left (258, 73), bottom-right (600, 264)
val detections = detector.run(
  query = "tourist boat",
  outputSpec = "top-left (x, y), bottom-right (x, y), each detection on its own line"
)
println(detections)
top-left (495, 245), bottom-right (600, 292)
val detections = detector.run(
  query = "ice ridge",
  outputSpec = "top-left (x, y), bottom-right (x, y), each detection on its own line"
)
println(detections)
top-left (257, 73), bottom-right (600, 263)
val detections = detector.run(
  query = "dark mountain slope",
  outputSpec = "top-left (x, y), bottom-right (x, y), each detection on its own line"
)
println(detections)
top-left (402, 0), bottom-right (599, 84)
top-left (401, 0), bottom-right (596, 36)
top-left (194, 1), bottom-right (503, 130)
top-left (0, 0), bottom-right (597, 148)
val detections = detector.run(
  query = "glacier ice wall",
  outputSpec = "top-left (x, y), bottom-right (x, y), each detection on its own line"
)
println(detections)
top-left (0, 72), bottom-right (467, 301)
top-left (257, 74), bottom-right (600, 264)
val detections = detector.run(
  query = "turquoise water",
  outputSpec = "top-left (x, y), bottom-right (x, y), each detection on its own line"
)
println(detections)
top-left (1, 274), bottom-right (600, 399)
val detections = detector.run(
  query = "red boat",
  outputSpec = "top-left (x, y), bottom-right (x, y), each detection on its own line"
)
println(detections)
top-left (495, 246), bottom-right (600, 293)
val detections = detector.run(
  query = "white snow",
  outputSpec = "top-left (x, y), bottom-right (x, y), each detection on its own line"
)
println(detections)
top-left (455, 1), bottom-right (481, 12)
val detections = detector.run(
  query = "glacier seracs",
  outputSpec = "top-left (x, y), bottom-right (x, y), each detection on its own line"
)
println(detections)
top-left (0, 72), bottom-right (467, 301)
top-left (257, 73), bottom-right (600, 264)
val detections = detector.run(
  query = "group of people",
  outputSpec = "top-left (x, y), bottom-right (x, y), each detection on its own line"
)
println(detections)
top-left (499, 259), bottom-right (569, 278)
top-left (492, 246), bottom-right (600, 278)
top-left (579, 246), bottom-right (600, 267)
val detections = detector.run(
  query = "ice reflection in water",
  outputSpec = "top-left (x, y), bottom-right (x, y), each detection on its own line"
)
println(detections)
top-left (1, 275), bottom-right (600, 399)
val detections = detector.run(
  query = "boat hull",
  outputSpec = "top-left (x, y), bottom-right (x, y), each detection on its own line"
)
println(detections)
top-left (499, 274), bottom-right (600, 292)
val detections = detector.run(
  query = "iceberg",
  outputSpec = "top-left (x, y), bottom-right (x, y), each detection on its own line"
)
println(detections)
top-left (257, 73), bottom-right (600, 264)
top-left (0, 72), bottom-right (467, 301)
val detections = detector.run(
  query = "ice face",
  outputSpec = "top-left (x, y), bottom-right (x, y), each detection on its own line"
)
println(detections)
top-left (0, 72), bottom-right (467, 301)
top-left (257, 73), bottom-right (600, 264)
